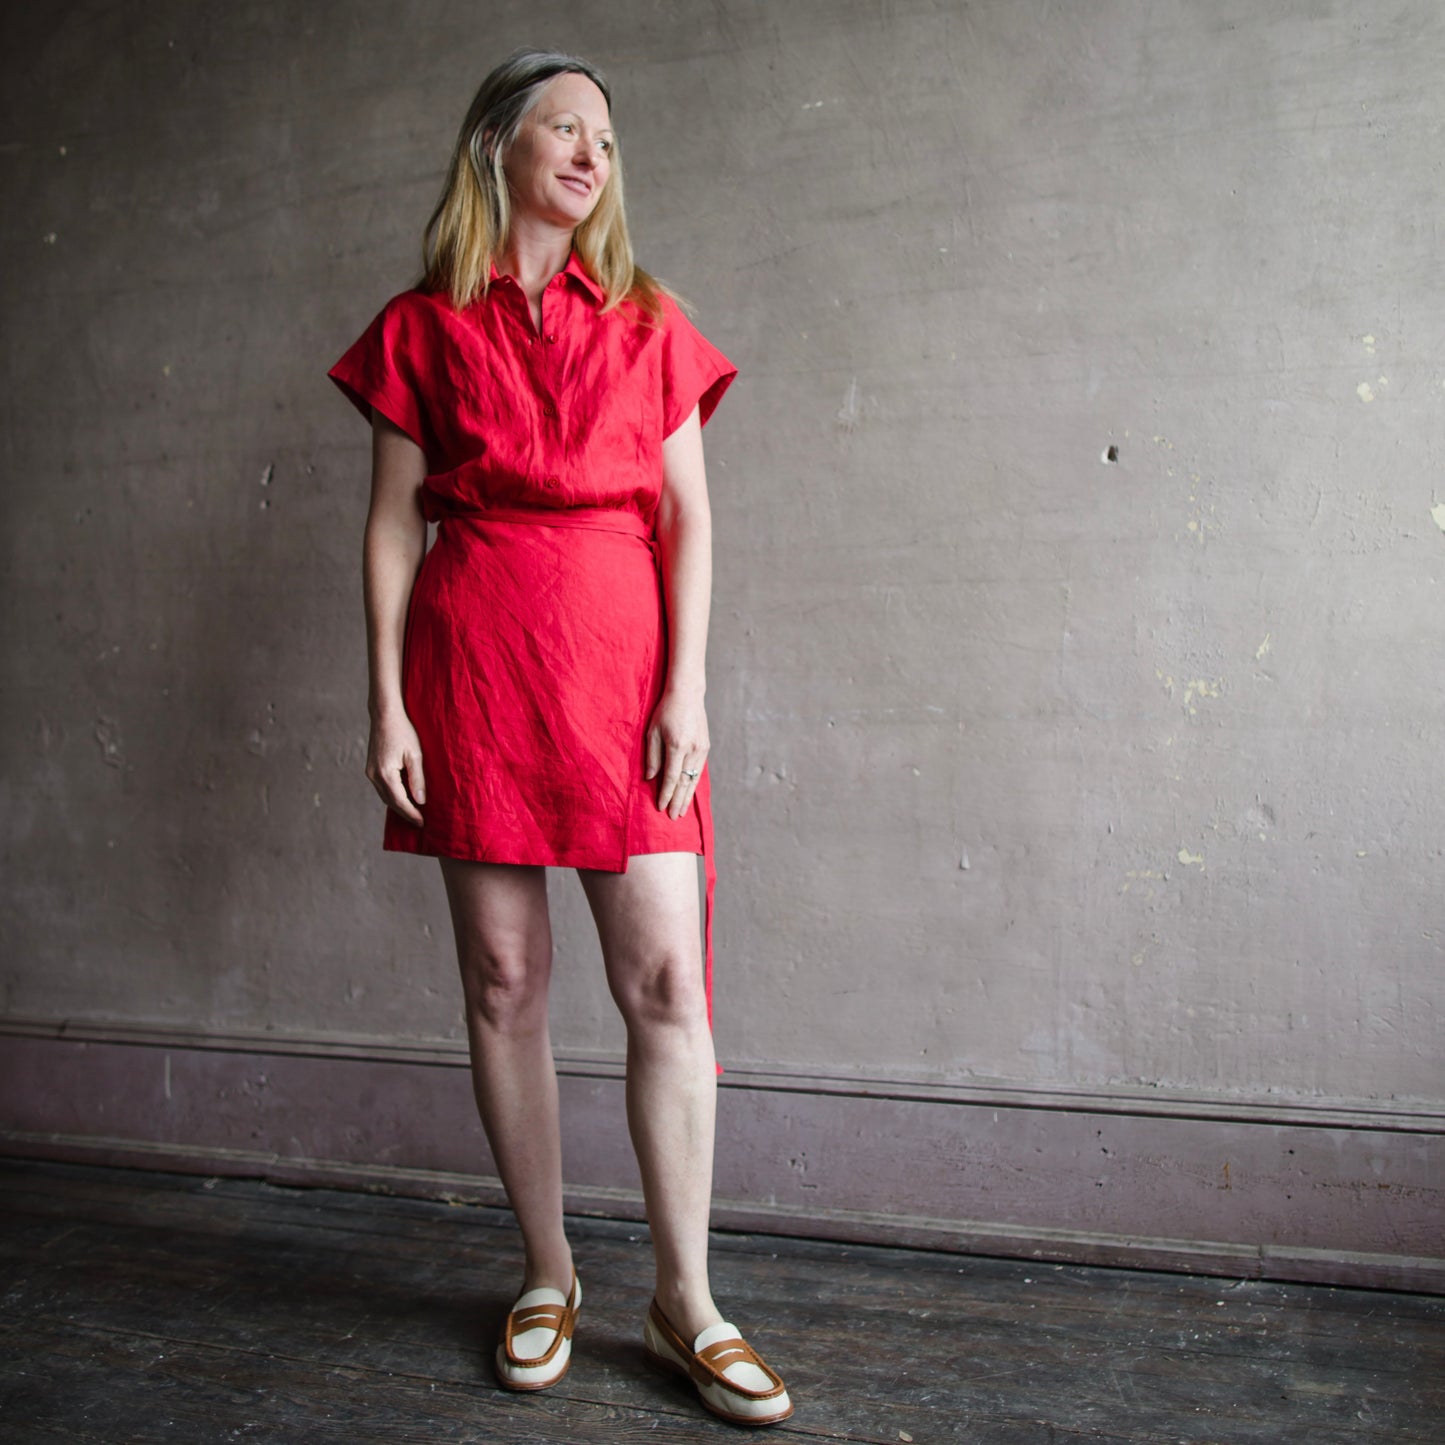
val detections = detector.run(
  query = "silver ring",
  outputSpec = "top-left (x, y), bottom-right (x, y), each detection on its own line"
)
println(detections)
top-left (682, 768), bottom-right (700, 780)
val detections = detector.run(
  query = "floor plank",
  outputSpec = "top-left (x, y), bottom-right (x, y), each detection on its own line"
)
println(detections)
top-left (0, 1159), bottom-right (1439, 1443)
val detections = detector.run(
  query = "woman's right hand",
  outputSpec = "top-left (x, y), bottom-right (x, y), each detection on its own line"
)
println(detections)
top-left (366, 709), bottom-right (427, 825)
top-left (362, 413), bottom-right (429, 828)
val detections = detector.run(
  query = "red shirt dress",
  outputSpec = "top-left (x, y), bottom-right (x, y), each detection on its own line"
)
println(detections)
top-left (329, 252), bottom-right (736, 1021)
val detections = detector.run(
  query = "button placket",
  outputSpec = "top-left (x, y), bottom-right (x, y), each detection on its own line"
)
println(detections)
top-left (533, 286), bottom-right (561, 495)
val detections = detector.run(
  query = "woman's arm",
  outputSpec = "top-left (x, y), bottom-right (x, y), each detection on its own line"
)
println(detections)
top-left (649, 403), bottom-right (713, 819)
top-left (362, 410), bottom-right (429, 824)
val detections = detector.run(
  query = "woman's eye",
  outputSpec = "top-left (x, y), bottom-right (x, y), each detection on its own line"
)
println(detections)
top-left (598, 140), bottom-right (612, 153)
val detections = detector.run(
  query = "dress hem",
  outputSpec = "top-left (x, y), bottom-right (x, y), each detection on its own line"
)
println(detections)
top-left (382, 834), bottom-right (703, 871)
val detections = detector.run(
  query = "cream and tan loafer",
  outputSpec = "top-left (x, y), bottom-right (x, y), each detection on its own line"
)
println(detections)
top-left (643, 1298), bottom-right (794, 1425)
top-left (495, 1274), bottom-right (581, 1391)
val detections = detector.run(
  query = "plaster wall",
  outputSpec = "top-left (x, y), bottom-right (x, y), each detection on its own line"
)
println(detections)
top-left (2, 1), bottom-right (1441, 1273)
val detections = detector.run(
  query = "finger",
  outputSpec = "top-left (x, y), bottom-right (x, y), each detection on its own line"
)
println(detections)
top-left (644, 723), bottom-right (662, 781)
top-left (666, 755), bottom-right (702, 819)
top-left (381, 764), bottom-right (425, 825)
top-left (406, 746), bottom-right (426, 805)
top-left (655, 745), bottom-right (683, 813)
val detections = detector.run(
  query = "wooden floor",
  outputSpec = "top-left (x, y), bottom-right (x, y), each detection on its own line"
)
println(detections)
top-left (0, 1159), bottom-right (1439, 1443)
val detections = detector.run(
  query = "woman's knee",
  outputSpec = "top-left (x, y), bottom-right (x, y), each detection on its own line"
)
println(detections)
top-left (609, 949), bottom-right (707, 1034)
top-left (457, 938), bottom-right (551, 1030)
top-left (440, 860), bottom-right (551, 1031)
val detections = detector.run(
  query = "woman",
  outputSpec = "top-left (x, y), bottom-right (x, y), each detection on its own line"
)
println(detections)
top-left (328, 50), bottom-right (792, 1427)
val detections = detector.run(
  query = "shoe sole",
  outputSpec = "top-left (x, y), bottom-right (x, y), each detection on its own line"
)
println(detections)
top-left (643, 1345), bottom-right (795, 1426)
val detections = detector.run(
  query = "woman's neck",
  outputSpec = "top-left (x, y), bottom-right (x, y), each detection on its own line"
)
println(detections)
top-left (498, 221), bottom-right (574, 326)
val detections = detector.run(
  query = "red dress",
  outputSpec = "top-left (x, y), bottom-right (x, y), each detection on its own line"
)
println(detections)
top-left (328, 253), bottom-right (736, 1017)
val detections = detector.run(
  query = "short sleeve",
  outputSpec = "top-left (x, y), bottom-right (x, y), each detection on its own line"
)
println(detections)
top-left (660, 297), bottom-right (737, 437)
top-left (327, 292), bottom-right (432, 452)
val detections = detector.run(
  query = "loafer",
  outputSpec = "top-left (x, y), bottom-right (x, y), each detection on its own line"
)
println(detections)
top-left (495, 1273), bottom-right (581, 1391)
top-left (643, 1298), bottom-right (793, 1426)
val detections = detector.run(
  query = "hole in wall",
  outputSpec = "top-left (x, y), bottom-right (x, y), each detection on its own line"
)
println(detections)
top-left (1102, 444), bottom-right (1119, 463)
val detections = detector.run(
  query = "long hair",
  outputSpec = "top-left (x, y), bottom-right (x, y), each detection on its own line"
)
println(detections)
top-left (422, 48), bottom-right (668, 319)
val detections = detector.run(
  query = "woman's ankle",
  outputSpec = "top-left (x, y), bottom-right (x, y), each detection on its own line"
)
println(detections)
top-left (654, 1280), bottom-right (724, 1343)
top-left (521, 1244), bottom-right (575, 1295)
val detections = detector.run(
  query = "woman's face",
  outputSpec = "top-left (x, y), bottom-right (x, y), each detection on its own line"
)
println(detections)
top-left (501, 72), bottom-right (613, 230)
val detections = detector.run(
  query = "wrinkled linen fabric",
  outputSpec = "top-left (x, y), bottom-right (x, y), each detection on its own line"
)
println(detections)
top-left (328, 252), bottom-right (734, 1027)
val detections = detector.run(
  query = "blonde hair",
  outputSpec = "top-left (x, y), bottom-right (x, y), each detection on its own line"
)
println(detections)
top-left (422, 49), bottom-right (669, 320)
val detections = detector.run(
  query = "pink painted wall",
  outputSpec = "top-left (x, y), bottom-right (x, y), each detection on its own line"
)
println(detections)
top-left (2, 1), bottom-right (1441, 1284)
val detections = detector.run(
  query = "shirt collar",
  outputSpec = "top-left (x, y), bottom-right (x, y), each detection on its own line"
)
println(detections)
top-left (486, 250), bottom-right (605, 305)
top-left (560, 250), bottom-right (605, 303)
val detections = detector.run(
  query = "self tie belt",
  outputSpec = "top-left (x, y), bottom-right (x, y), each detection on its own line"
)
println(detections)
top-left (444, 503), bottom-right (654, 541)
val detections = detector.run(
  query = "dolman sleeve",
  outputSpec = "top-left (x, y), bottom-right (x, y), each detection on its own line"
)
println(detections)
top-left (659, 296), bottom-right (737, 437)
top-left (327, 292), bottom-right (433, 454)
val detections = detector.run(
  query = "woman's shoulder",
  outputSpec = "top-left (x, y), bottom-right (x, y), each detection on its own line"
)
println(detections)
top-left (639, 283), bottom-right (691, 331)
top-left (349, 286), bottom-right (471, 365)
top-left (372, 285), bottom-right (455, 328)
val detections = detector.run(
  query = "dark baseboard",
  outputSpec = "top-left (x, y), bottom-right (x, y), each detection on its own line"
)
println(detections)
top-left (2, 1019), bottom-right (1440, 1293)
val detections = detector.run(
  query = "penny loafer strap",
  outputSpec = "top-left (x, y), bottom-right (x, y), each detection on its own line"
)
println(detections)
top-left (503, 1293), bottom-right (578, 1367)
top-left (691, 1337), bottom-right (787, 1398)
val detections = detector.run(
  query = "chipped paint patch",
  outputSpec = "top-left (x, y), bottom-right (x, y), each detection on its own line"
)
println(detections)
top-left (1152, 440), bottom-right (1213, 542)
top-left (1121, 868), bottom-right (1162, 899)
top-left (1356, 381), bottom-right (1375, 403)
top-left (1155, 676), bottom-right (1227, 715)
top-left (1255, 633), bottom-right (1272, 660)
top-left (1184, 677), bottom-right (1222, 701)
top-left (94, 716), bottom-right (125, 768)
top-left (1177, 847), bottom-right (1205, 869)
top-left (1362, 333), bottom-right (1376, 354)
top-left (1430, 502), bottom-right (1445, 533)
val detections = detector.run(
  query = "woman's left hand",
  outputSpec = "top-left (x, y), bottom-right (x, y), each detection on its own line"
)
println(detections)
top-left (646, 685), bottom-right (710, 819)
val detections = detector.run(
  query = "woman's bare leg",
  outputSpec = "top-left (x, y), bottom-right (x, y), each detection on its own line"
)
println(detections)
top-left (578, 851), bottom-right (722, 1342)
top-left (439, 858), bottom-right (573, 1295)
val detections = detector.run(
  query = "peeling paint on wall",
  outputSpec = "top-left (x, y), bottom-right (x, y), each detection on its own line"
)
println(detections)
top-left (3, 0), bottom-right (1442, 1112)
top-left (1156, 673), bottom-right (1225, 716)
top-left (93, 717), bottom-right (125, 769)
